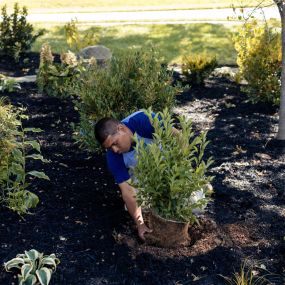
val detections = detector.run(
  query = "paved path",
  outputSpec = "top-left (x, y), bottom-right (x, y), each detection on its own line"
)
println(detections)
top-left (27, 7), bottom-right (279, 24)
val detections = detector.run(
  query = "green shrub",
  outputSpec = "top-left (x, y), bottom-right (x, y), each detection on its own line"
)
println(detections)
top-left (37, 43), bottom-right (84, 99)
top-left (182, 53), bottom-right (218, 85)
top-left (0, 98), bottom-right (49, 215)
top-left (0, 3), bottom-right (44, 62)
top-left (233, 20), bottom-right (281, 105)
top-left (4, 249), bottom-right (60, 285)
top-left (74, 48), bottom-right (180, 151)
top-left (64, 18), bottom-right (99, 52)
top-left (0, 74), bottom-right (21, 92)
top-left (132, 108), bottom-right (213, 223)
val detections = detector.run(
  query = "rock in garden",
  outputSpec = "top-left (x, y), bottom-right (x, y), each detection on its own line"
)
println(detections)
top-left (77, 45), bottom-right (112, 66)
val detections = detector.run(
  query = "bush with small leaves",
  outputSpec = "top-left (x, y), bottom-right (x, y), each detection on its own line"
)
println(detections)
top-left (0, 74), bottom-right (21, 92)
top-left (132, 108), bottom-right (214, 223)
top-left (0, 3), bottom-right (44, 62)
top-left (182, 53), bottom-right (218, 85)
top-left (74, 48), bottom-right (181, 151)
top-left (4, 249), bottom-right (60, 285)
top-left (233, 20), bottom-right (281, 105)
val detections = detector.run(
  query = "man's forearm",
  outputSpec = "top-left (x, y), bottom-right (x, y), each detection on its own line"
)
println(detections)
top-left (122, 189), bottom-right (144, 225)
top-left (120, 183), bottom-right (144, 225)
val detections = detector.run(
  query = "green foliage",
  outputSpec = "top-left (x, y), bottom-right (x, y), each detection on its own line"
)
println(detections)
top-left (182, 53), bottom-right (218, 85)
top-left (64, 18), bottom-right (99, 52)
top-left (233, 20), bottom-right (281, 105)
top-left (0, 3), bottom-right (44, 62)
top-left (4, 249), bottom-right (60, 285)
top-left (0, 99), bottom-right (49, 215)
top-left (37, 44), bottom-right (84, 99)
top-left (0, 74), bottom-right (21, 92)
top-left (74, 48), bottom-right (180, 151)
top-left (132, 108), bottom-right (213, 223)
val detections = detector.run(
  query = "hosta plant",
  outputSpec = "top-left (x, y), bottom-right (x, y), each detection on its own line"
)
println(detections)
top-left (133, 108), bottom-right (213, 224)
top-left (4, 249), bottom-right (60, 285)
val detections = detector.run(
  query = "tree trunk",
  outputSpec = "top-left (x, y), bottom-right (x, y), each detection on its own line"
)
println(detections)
top-left (277, 2), bottom-right (285, 140)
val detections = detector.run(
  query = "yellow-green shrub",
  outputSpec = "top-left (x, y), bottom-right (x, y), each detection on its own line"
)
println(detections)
top-left (182, 53), bottom-right (218, 85)
top-left (74, 48), bottom-right (181, 151)
top-left (233, 20), bottom-right (281, 105)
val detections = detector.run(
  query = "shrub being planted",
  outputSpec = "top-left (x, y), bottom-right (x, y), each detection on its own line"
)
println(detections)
top-left (132, 108), bottom-right (213, 247)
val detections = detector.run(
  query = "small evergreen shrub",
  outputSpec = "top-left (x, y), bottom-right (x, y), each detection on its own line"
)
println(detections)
top-left (132, 108), bottom-right (213, 223)
top-left (37, 43), bottom-right (83, 99)
top-left (0, 98), bottom-right (49, 215)
top-left (0, 3), bottom-right (44, 62)
top-left (74, 48), bottom-right (181, 151)
top-left (233, 20), bottom-right (281, 105)
top-left (4, 249), bottom-right (60, 285)
top-left (182, 53), bottom-right (218, 85)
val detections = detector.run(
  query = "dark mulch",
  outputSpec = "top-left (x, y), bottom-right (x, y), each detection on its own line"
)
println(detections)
top-left (0, 57), bottom-right (285, 285)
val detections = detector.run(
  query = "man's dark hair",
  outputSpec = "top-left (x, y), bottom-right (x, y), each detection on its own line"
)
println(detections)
top-left (94, 117), bottom-right (121, 144)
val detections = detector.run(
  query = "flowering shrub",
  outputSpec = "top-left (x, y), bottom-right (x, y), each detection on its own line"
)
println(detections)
top-left (132, 108), bottom-right (213, 223)
top-left (37, 43), bottom-right (83, 99)
top-left (233, 20), bottom-right (281, 105)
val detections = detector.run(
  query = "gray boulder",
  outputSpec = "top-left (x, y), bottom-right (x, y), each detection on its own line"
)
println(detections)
top-left (77, 45), bottom-right (112, 66)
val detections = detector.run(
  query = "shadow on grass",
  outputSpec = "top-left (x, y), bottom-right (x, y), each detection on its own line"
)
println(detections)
top-left (33, 23), bottom-right (237, 64)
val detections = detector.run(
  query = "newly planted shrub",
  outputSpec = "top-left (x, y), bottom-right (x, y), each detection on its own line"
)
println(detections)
top-left (0, 99), bottom-right (49, 215)
top-left (182, 53), bottom-right (218, 85)
top-left (37, 43), bottom-right (83, 99)
top-left (74, 48), bottom-right (180, 151)
top-left (133, 108), bottom-right (213, 223)
top-left (4, 249), bottom-right (60, 285)
top-left (0, 3), bottom-right (44, 62)
top-left (233, 20), bottom-right (281, 105)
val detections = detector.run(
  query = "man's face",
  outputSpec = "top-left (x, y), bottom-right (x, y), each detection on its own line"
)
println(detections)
top-left (102, 125), bottom-right (133, 154)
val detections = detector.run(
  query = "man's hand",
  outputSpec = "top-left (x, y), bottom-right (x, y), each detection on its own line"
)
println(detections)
top-left (137, 223), bottom-right (152, 241)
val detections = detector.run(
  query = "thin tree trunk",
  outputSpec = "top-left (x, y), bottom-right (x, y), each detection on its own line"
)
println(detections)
top-left (277, 2), bottom-right (285, 140)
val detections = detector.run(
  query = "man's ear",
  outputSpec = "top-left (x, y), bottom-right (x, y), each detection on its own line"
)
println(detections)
top-left (117, 124), bottom-right (124, 132)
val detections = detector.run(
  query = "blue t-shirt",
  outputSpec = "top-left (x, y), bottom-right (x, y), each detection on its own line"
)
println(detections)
top-left (106, 111), bottom-right (156, 184)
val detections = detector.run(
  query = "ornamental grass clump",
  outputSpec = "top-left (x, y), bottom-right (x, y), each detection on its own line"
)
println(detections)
top-left (4, 249), bottom-right (60, 285)
top-left (0, 98), bottom-right (49, 215)
top-left (133, 108), bottom-right (213, 224)
top-left (74, 48), bottom-right (180, 151)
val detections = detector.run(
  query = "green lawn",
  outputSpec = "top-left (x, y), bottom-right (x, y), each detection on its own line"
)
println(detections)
top-left (32, 23), bottom-right (237, 65)
top-left (2, 0), bottom-right (273, 12)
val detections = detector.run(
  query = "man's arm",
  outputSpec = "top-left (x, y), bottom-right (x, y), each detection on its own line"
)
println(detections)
top-left (118, 181), bottom-right (152, 240)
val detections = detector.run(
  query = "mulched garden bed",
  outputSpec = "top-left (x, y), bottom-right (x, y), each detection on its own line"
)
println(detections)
top-left (0, 55), bottom-right (285, 285)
